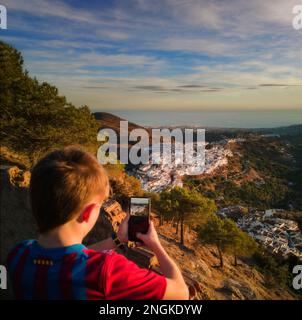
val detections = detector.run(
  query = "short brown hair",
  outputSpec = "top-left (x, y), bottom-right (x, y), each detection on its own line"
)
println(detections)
top-left (30, 146), bottom-right (109, 233)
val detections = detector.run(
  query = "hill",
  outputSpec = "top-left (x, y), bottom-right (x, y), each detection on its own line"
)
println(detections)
top-left (93, 112), bottom-right (144, 133)
top-left (254, 124), bottom-right (302, 136)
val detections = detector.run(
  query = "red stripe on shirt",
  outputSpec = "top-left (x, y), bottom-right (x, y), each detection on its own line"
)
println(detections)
top-left (7, 243), bottom-right (23, 267)
top-left (83, 249), bottom-right (106, 300)
top-left (13, 248), bottom-right (30, 299)
top-left (59, 253), bottom-right (77, 299)
top-left (34, 257), bottom-right (50, 300)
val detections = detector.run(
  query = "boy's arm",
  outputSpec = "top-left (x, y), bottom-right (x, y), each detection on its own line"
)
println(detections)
top-left (136, 221), bottom-right (189, 300)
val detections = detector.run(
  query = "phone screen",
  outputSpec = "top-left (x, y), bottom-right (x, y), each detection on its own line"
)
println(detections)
top-left (128, 197), bottom-right (150, 242)
top-left (130, 197), bottom-right (150, 216)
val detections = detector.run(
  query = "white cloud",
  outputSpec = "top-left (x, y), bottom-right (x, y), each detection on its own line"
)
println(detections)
top-left (155, 37), bottom-right (240, 55)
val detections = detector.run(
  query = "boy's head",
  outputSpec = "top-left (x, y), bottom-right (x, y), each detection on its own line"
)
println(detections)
top-left (30, 146), bottom-right (109, 236)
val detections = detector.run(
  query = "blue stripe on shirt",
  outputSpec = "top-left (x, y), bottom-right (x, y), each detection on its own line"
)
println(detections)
top-left (7, 240), bottom-right (35, 279)
top-left (22, 251), bottom-right (37, 300)
top-left (71, 252), bottom-right (88, 300)
top-left (46, 258), bottom-right (63, 300)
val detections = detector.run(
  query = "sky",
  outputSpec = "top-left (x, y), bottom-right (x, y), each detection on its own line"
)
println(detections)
top-left (0, 0), bottom-right (302, 112)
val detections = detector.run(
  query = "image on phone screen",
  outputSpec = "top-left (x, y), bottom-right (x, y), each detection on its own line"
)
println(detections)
top-left (130, 197), bottom-right (150, 216)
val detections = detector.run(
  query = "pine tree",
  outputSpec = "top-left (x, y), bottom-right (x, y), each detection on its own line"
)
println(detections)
top-left (158, 187), bottom-right (216, 246)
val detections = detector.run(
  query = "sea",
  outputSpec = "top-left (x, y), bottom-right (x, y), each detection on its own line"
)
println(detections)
top-left (104, 109), bottom-right (302, 129)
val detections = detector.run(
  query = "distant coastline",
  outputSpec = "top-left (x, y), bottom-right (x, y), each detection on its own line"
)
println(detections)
top-left (99, 109), bottom-right (302, 129)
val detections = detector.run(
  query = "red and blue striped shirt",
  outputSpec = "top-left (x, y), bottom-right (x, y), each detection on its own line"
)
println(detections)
top-left (7, 240), bottom-right (167, 300)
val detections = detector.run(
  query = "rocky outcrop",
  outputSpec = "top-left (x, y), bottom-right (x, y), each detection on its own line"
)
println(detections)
top-left (7, 166), bottom-right (31, 188)
top-left (0, 167), bottom-right (36, 265)
top-left (220, 279), bottom-right (258, 300)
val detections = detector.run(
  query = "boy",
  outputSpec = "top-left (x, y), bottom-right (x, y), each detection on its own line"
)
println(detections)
top-left (7, 147), bottom-right (189, 300)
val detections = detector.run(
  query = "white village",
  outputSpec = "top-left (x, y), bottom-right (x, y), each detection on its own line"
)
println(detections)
top-left (237, 209), bottom-right (302, 259)
top-left (130, 139), bottom-right (234, 193)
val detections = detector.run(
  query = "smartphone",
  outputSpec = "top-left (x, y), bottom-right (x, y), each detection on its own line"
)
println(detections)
top-left (128, 197), bottom-right (150, 242)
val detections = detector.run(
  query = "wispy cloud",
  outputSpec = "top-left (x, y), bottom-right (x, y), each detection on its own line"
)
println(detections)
top-left (259, 84), bottom-right (302, 87)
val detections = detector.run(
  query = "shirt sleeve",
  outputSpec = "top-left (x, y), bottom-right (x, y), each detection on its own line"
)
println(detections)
top-left (101, 251), bottom-right (167, 300)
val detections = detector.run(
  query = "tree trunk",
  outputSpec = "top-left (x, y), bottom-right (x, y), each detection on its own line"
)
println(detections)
top-left (217, 246), bottom-right (224, 268)
top-left (234, 255), bottom-right (237, 267)
top-left (160, 214), bottom-right (163, 226)
top-left (180, 214), bottom-right (184, 246)
top-left (171, 216), bottom-right (175, 228)
top-left (175, 219), bottom-right (179, 235)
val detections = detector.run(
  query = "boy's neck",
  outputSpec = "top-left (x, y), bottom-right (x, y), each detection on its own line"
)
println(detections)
top-left (38, 223), bottom-right (83, 248)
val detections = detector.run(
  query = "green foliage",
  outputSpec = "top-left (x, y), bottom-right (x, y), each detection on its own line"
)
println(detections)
top-left (0, 41), bottom-right (99, 165)
top-left (197, 215), bottom-right (257, 267)
top-left (198, 215), bottom-right (228, 249)
top-left (153, 189), bottom-right (174, 223)
top-left (105, 164), bottom-right (144, 207)
top-left (155, 187), bottom-right (216, 245)
top-left (104, 163), bottom-right (125, 179)
top-left (253, 249), bottom-right (292, 288)
top-left (227, 180), bottom-right (288, 209)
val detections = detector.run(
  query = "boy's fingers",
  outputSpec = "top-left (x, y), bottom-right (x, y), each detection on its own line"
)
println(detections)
top-left (136, 232), bottom-right (145, 241)
top-left (149, 221), bottom-right (155, 232)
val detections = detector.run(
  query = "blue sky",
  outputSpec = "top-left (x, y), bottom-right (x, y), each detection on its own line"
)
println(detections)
top-left (1, 0), bottom-right (302, 111)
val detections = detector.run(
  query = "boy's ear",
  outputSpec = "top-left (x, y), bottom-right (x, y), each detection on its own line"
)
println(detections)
top-left (80, 204), bottom-right (96, 223)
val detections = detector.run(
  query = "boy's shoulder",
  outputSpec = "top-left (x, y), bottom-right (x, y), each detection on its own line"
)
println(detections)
top-left (8, 239), bottom-right (35, 255)
top-left (6, 239), bottom-right (36, 267)
top-left (12, 239), bottom-right (36, 248)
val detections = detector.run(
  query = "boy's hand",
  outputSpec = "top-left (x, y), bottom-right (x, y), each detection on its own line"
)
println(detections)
top-left (117, 212), bottom-right (130, 243)
top-left (136, 221), bottom-right (162, 252)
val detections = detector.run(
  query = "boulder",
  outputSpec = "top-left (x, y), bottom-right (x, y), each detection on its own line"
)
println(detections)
top-left (221, 279), bottom-right (257, 300)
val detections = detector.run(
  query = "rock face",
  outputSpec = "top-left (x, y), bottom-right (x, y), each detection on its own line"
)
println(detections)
top-left (0, 167), bottom-right (36, 299)
top-left (85, 199), bottom-right (126, 244)
top-left (220, 279), bottom-right (258, 300)
top-left (0, 167), bottom-right (36, 264)
top-left (7, 166), bottom-right (31, 188)
top-left (197, 260), bottom-right (212, 278)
